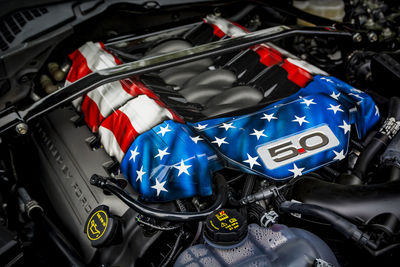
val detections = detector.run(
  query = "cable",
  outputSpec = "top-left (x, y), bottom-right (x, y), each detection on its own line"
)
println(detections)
top-left (90, 174), bottom-right (227, 222)
top-left (135, 215), bottom-right (182, 231)
top-left (240, 174), bottom-right (256, 217)
top-left (161, 230), bottom-right (184, 267)
top-left (190, 203), bottom-right (203, 247)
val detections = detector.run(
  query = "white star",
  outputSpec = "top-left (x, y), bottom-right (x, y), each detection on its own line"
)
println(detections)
top-left (327, 104), bottom-right (344, 114)
top-left (250, 129), bottom-right (267, 140)
top-left (348, 93), bottom-right (363, 99)
top-left (157, 124), bottom-right (171, 137)
top-left (351, 88), bottom-right (363, 93)
top-left (154, 147), bottom-right (170, 160)
top-left (243, 153), bottom-right (261, 169)
top-left (212, 136), bottom-right (229, 147)
top-left (194, 123), bottom-right (208, 130)
top-left (292, 115), bottom-right (309, 126)
top-left (321, 77), bottom-right (334, 83)
top-left (174, 159), bottom-right (192, 176)
top-left (129, 146), bottom-right (139, 162)
top-left (190, 135), bottom-right (203, 144)
top-left (261, 113), bottom-right (278, 122)
top-left (151, 178), bottom-right (168, 196)
top-left (375, 105), bottom-right (379, 116)
top-left (330, 91), bottom-right (340, 100)
top-left (136, 166), bottom-right (146, 182)
top-left (339, 120), bottom-right (351, 134)
top-left (219, 122), bottom-right (236, 131)
top-left (300, 98), bottom-right (316, 107)
top-left (333, 150), bottom-right (345, 161)
top-left (288, 163), bottom-right (305, 178)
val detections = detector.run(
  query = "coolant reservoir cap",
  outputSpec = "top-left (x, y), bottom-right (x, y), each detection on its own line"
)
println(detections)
top-left (204, 209), bottom-right (247, 247)
top-left (84, 205), bottom-right (120, 248)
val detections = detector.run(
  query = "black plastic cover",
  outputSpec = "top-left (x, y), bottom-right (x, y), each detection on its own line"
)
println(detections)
top-left (204, 209), bottom-right (247, 246)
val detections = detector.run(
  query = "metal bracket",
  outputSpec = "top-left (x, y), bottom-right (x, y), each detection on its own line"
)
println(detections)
top-left (0, 25), bottom-right (352, 136)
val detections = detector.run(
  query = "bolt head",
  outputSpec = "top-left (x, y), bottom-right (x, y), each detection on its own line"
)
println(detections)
top-left (16, 123), bottom-right (28, 135)
top-left (353, 33), bottom-right (362, 43)
top-left (368, 32), bottom-right (378, 42)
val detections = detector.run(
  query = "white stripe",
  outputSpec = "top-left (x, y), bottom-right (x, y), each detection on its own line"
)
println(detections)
top-left (120, 95), bottom-right (173, 134)
top-left (205, 15), bottom-right (247, 37)
top-left (98, 126), bottom-right (125, 162)
top-left (78, 42), bottom-right (117, 71)
top-left (286, 58), bottom-right (328, 76)
top-left (86, 80), bottom-right (133, 119)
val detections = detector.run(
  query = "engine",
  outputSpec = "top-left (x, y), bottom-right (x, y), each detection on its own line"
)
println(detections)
top-left (1, 1), bottom-right (400, 266)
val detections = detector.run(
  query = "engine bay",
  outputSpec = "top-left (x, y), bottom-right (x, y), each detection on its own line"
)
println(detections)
top-left (1, 1), bottom-right (400, 266)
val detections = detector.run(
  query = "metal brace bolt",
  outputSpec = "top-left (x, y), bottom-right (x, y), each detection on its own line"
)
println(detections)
top-left (16, 123), bottom-right (28, 135)
top-left (352, 33), bottom-right (362, 43)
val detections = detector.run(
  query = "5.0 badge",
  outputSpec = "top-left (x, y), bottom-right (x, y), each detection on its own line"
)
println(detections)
top-left (257, 125), bottom-right (340, 170)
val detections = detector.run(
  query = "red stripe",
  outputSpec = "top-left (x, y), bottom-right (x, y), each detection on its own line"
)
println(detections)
top-left (208, 21), bottom-right (283, 68)
top-left (66, 50), bottom-right (92, 83)
top-left (210, 24), bottom-right (226, 38)
top-left (252, 45), bottom-right (283, 67)
top-left (281, 59), bottom-right (313, 88)
top-left (119, 78), bottom-right (156, 98)
top-left (81, 95), bottom-right (105, 132)
top-left (101, 110), bottom-right (139, 153)
top-left (231, 21), bottom-right (250, 32)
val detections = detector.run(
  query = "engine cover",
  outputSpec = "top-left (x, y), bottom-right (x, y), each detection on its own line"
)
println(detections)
top-left (121, 75), bottom-right (379, 202)
top-left (62, 17), bottom-right (380, 202)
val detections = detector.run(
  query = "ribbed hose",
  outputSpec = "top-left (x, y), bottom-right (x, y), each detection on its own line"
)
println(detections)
top-left (90, 174), bottom-right (227, 222)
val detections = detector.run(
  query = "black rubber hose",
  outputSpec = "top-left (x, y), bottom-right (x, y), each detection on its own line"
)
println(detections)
top-left (388, 166), bottom-right (400, 182)
top-left (387, 97), bottom-right (400, 120)
top-left (289, 176), bottom-right (400, 225)
top-left (381, 121), bottom-right (400, 171)
top-left (352, 136), bottom-right (388, 180)
top-left (240, 174), bottom-right (256, 217)
top-left (18, 188), bottom-right (85, 267)
top-left (90, 174), bottom-right (227, 222)
top-left (353, 97), bottom-right (400, 181)
top-left (227, 4), bottom-right (256, 22)
top-left (279, 201), bottom-right (377, 249)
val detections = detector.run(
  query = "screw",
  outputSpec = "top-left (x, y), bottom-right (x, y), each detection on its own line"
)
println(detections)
top-left (16, 123), bottom-right (28, 135)
top-left (353, 33), bottom-right (362, 43)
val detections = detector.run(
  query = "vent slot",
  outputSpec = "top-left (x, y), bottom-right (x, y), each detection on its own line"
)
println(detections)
top-left (0, 7), bottom-right (48, 52)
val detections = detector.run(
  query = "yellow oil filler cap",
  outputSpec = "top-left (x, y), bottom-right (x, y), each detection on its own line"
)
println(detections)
top-left (84, 205), bottom-right (121, 248)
